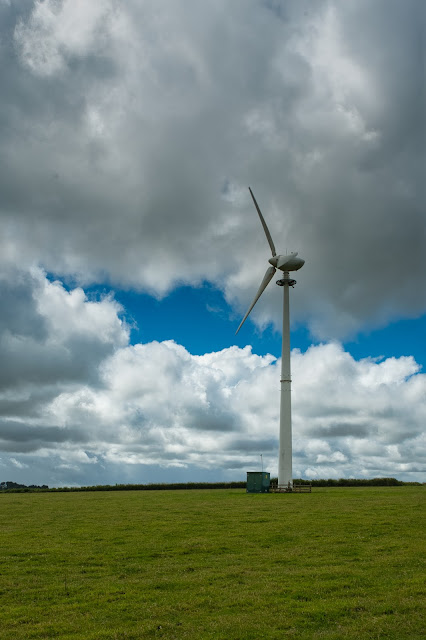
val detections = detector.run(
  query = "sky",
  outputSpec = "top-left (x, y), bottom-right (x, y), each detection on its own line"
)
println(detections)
top-left (0, 0), bottom-right (425, 487)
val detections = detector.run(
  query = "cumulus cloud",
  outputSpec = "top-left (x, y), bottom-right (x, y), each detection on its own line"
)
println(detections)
top-left (0, 264), bottom-right (128, 436)
top-left (0, 0), bottom-right (423, 340)
top-left (0, 268), bottom-right (424, 485)
top-left (14, 0), bottom-right (114, 76)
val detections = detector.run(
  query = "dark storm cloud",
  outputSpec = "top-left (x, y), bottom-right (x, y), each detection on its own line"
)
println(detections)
top-left (186, 412), bottom-right (238, 432)
top-left (0, 268), bottom-right (47, 340)
top-left (0, 386), bottom-right (61, 419)
top-left (0, 419), bottom-right (89, 449)
top-left (0, 0), bottom-right (423, 337)
top-left (227, 437), bottom-right (277, 453)
top-left (305, 422), bottom-right (372, 439)
top-left (0, 332), bottom-right (108, 390)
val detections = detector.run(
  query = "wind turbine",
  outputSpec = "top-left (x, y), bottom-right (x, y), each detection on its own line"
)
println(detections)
top-left (236, 187), bottom-right (305, 490)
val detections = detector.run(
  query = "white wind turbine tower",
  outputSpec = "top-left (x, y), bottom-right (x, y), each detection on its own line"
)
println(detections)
top-left (236, 188), bottom-right (305, 489)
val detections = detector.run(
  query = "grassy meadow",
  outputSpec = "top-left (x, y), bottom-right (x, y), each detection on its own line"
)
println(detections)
top-left (0, 487), bottom-right (424, 639)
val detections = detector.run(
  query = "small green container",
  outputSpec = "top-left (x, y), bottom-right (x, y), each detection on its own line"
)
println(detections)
top-left (246, 471), bottom-right (270, 493)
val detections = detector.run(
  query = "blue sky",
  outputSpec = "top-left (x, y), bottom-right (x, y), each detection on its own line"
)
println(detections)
top-left (0, 0), bottom-right (425, 487)
top-left (112, 285), bottom-right (426, 367)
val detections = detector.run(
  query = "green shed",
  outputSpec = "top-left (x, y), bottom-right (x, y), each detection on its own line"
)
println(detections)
top-left (246, 471), bottom-right (270, 493)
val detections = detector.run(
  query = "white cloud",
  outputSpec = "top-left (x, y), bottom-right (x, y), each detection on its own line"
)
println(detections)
top-left (10, 457), bottom-right (28, 469)
top-left (316, 451), bottom-right (347, 464)
top-left (1, 270), bottom-right (424, 484)
top-left (14, 0), bottom-right (113, 76)
top-left (36, 273), bottom-right (128, 346)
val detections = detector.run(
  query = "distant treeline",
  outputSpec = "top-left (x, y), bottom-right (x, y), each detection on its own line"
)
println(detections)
top-left (0, 481), bottom-right (49, 491)
top-left (0, 481), bottom-right (247, 493)
top-left (291, 477), bottom-right (422, 487)
top-left (0, 478), bottom-right (423, 492)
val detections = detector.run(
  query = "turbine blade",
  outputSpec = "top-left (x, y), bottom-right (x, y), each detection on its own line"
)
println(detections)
top-left (249, 187), bottom-right (276, 257)
top-left (236, 266), bottom-right (276, 334)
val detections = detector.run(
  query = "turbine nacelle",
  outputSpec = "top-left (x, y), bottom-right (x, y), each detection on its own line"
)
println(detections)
top-left (268, 253), bottom-right (305, 272)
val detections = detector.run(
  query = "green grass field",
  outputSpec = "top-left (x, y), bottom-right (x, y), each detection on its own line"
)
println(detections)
top-left (0, 487), bottom-right (424, 639)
